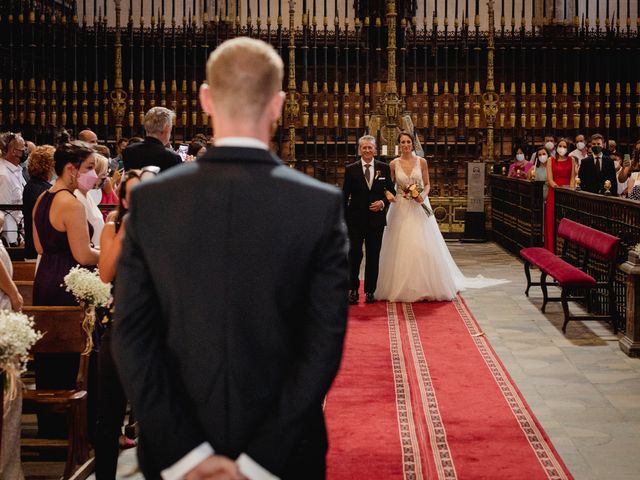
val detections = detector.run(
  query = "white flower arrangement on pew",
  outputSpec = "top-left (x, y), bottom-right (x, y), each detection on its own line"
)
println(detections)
top-left (634, 243), bottom-right (640, 255)
top-left (0, 310), bottom-right (42, 403)
top-left (63, 266), bottom-right (112, 354)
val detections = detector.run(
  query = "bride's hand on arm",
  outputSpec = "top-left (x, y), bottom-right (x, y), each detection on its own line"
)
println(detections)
top-left (386, 160), bottom-right (397, 202)
top-left (384, 190), bottom-right (396, 202)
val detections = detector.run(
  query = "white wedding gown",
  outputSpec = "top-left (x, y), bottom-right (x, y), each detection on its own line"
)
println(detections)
top-left (375, 158), bottom-right (507, 302)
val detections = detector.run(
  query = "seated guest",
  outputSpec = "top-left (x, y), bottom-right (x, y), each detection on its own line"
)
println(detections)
top-left (32, 142), bottom-right (100, 437)
top-left (75, 151), bottom-right (106, 248)
top-left (630, 184), bottom-right (640, 201)
top-left (122, 107), bottom-right (181, 171)
top-left (0, 212), bottom-right (24, 311)
top-left (508, 146), bottom-right (531, 178)
top-left (22, 145), bottom-right (56, 261)
top-left (578, 133), bottom-right (618, 195)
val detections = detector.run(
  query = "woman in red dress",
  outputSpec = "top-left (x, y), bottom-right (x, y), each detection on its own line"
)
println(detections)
top-left (545, 138), bottom-right (576, 252)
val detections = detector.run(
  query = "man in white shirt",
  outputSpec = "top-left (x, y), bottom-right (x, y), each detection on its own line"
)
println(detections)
top-left (112, 37), bottom-right (348, 480)
top-left (569, 133), bottom-right (588, 167)
top-left (0, 134), bottom-right (27, 245)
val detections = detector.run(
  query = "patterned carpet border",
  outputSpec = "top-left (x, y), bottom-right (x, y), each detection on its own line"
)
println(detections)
top-left (452, 296), bottom-right (571, 480)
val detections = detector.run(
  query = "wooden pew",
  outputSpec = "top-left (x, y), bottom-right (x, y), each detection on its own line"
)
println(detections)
top-left (16, 280), bottom-right (33, 306)
top-left (12, 261), bottom-right (36, 281)
top-left (21, 306), bottom-right (90, 480)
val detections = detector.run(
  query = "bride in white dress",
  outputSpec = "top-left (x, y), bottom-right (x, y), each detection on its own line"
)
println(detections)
top-left (375, 132), bottom-right (505, 302)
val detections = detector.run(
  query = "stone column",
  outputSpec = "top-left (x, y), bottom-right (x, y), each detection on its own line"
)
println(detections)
top-left (619, 258), bottom-right (640, 358)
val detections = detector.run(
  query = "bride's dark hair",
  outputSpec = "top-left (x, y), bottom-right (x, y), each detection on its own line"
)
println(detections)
top-left (397, 131), bottom-right (415, 149)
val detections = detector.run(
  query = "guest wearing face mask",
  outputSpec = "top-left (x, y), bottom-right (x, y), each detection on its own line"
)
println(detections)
top-left (545, 138), bottom-right (576, 252)
top-left (74, 150), bottom-right (105, 248)
top-left (528, 146), bottom-right (549, 200)
top-left (529, 134), bottom-right (556, 164)
top-left (0, 132), bottom-right (27, 246)
top-left (578, 133), bottom-right (618, 195)
top-left (569, 134), bottom-right (588, 167)
top-left (508, 146), bottom-right (532, 178)
top-left (31, 142), bottom-right (100, 438)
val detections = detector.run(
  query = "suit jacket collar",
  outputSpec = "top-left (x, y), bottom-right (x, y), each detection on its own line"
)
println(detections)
top-left (198, 146), bottom-right (282, 166)
top-left (144, 136), bottom-right (165, 147)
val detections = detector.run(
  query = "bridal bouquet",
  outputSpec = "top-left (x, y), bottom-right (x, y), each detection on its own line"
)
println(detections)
top-left (1, 310), bottom-right (42, 402)
top-left (63, 266), bottom-right (112, 354)
top-left (402, 183), bottom-right (433, 217)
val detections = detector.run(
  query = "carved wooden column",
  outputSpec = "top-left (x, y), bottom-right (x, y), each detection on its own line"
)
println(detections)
top-left (619, 258), bottom-right (640, 357)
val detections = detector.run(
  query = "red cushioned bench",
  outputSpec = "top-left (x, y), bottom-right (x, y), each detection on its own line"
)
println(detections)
top-left (520, 218), bottom-right (620, 334)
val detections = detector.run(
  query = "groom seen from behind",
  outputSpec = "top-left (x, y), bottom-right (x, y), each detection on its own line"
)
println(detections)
top-left (343, 136), bottom-right (395, 304)
top-left (112, 37), bottom-right (349, 480)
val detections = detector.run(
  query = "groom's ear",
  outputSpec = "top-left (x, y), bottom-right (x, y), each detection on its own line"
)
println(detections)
top-left (199, 84), bottom-right (214, 116)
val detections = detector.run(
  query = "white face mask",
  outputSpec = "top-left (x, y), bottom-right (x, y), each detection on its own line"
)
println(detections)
top-left (516, 153), bottom-right (525, 161)
top-left (576, 141), bottom-right (586, 150)
top-left (557, 146), bottom-right (568, 156)
top-left (545, 141), bottom-right (555, 152)
top-left (538, 155), bottom-right (548, 164)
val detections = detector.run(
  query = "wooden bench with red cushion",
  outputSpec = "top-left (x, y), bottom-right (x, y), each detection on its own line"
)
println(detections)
top-left (520, 218), bottom-right (620, 333)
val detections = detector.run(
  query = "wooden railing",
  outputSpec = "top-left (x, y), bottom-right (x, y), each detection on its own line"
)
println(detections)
top-left (555, 189), bottom-right (640, 332)
top-left (489, 174), bottom-right (544, 256)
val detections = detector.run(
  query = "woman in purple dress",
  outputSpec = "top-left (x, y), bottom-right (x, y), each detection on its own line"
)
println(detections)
top-left (32, 142), bottom-right (100, 437)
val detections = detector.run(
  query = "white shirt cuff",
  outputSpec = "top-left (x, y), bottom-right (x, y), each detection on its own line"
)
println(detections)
top-left (237, 453), bottom-right (280, 480)
top-left (161, 442), bottom-right (214, 480)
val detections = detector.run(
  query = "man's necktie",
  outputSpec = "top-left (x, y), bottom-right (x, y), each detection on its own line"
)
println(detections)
top-left (365, 163), bottom-right (371, 187)
top-left (596, 157), bottom-right (601, 172)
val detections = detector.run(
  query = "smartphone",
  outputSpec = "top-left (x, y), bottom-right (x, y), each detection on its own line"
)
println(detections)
top-left (177, 144), bottom-right (189, 161)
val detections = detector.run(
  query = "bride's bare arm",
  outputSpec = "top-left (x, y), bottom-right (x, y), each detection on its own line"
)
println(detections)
top-left (420, 157), bottom-right (431, 197)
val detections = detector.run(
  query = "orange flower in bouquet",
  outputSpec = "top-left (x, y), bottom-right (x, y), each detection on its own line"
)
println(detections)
top-left (402, 184), bottom-right (433, 216)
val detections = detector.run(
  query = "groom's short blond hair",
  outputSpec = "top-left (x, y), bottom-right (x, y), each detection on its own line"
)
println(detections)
top-left (206, 37), bottom-right (284, 120)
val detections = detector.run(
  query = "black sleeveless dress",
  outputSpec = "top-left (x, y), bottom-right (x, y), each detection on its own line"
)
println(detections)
top-left (33, 189), bottom-right (94, 306)
top-left (32, 189), bottom-right (96, 438)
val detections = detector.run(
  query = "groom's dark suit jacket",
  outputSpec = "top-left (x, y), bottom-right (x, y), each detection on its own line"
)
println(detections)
top-left (342, 159), bottom-right (395, 230)
top-left (112, 146), bottom-right (348, 478)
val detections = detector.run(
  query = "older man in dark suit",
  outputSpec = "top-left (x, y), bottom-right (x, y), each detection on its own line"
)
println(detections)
top-left (112, 37), bottom-right (348, 480)
top-left (342, 136), bottom-right (395, 304)
top-left (122, 106), bottom-right (182, 172)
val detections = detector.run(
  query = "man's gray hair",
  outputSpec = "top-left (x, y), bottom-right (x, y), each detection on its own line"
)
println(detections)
top-left (358, 135), bottom-right (376, 147)
top-left (144, 107), bottom-right (176, 136)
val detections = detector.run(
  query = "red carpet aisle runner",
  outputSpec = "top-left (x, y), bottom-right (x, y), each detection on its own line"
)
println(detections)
top-left (325, 297), bottom-right (573, 480)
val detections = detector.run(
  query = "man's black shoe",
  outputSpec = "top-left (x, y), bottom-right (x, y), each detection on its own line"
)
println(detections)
top-left (365, 292), bottom-right (375, 304)
top-left (348, 291), bottom-right (359, 305)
